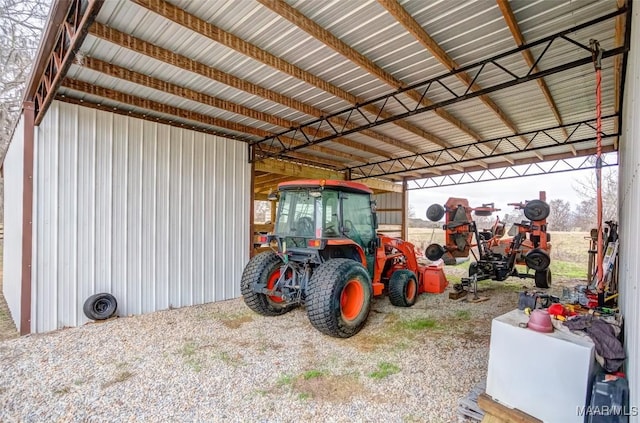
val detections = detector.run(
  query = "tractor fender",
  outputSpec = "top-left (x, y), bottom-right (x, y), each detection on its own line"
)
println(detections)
top-left (323, 239), bottom-right (367, 266)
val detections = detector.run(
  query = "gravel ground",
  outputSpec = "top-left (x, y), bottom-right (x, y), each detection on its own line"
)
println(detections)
top-left (0, 275), bottom-right (553, 423)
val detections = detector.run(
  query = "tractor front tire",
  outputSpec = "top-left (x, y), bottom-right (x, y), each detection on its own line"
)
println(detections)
top-left (307, 259), bottom-right (372, 338)
top-left (241, 251), bottom-right (296, 316)
top-left (534, 269), bottom-right (552, 289)
top-left (389, 270), bottom-right (418, 307)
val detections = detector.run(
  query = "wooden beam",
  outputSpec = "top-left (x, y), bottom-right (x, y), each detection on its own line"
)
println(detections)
top-left (255, 173), bottom-right (289, 184)
top-left (361, 177), bottom-right (403, 193)
top-left (255, 158), bottom-right (402, 192)
top-left (254, 176), bottom-right (294, 191)
top-left (496, 0), bottom-right (572, 152)
top-left (89, 23), bottom-right (398, 159)
top-left (81, 56), bottom-right (370, 164)
top-left (255, 158), bottom-right (345, 180)
top-left (257, 0), bottom-right (476, 150)
top-left (133, 0), bottom-right (454, 154)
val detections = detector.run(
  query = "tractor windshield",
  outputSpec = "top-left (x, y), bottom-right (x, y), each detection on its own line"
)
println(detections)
top-left (275, 189), bottom-right (318, 238)
top-left (275, 189), bottom-right (341, 239)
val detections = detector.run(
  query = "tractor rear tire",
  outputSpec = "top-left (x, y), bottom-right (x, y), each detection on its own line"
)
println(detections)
top-left (389, 270), bottom-right (418, 307)
top-left (241, 251), bottom-right (296, 316)
top-left (306, 259), bottom-right (372, 338)
top-left (535, 268), bottom-right (552, 289)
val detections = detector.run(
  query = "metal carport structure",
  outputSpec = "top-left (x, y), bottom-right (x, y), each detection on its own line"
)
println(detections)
top-left (1, 0), bottom-right (638, 414)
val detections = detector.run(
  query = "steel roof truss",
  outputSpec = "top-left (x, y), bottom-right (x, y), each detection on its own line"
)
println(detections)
top-left (250, 8), bottom-right (627, 163)
top-left (348, 115), bottom-right (619, 180)
top-left (406, 154), bottom-right (618, 189)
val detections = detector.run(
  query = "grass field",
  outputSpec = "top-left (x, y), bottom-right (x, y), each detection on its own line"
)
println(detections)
top-left (408, 228), bottom-right (591, 282)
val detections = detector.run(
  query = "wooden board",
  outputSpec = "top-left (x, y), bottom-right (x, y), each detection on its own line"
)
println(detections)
top-left (449, 290), bottom-right (468, 300)
top-left (478, 393), bottom-right (542, 423)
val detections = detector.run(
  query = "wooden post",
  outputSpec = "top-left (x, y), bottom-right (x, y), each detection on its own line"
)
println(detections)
top-left (270, 201), bottom-right (276, 224)
top-left (401, 178), bottom-right (408, 241)
top-left (249, 148), bottom-right (256, 258)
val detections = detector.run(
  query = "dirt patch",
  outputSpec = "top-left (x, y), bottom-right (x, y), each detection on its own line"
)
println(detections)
top-left (351, 334), bottom-right (390, 352)
top-left (293, 374), bottom-right (364, 402)
top-left (220, 315), bottom-right (254, 329)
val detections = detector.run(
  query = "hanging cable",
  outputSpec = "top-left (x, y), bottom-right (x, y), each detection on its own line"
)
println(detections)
top-left (590, 39), bottom-right (604, 292)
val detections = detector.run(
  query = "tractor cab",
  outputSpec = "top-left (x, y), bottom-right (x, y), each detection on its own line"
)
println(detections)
top-left (272, 180), bottom-right (378, 273)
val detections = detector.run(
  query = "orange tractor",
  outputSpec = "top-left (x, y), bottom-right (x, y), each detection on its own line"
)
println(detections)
top-left (425, 196), bottom-right (552, 289)
top-left (241, 179), bottom-right (446, 338)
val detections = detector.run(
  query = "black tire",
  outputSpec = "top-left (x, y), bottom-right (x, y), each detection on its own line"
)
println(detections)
top-left (524, 199), bottom-right (550, 221)
top-left (240, 251), bottom-right (296, 316)
top-left (83, 293), bottom-right (117, 320)
top-left (535, 269), bottom-right (551, 289)
top-left (307, 259), bottom-right (372, 338)
top-left (426, 204), bottom-right (446, 222)
top-left (389, 270), bottom-right (418, 307)
top-left (469, 262), bottom-right (478, 277)
top-left (525, 248), bottom-right (551, 271)
top-left (425, 243), bottom-right (446, 261)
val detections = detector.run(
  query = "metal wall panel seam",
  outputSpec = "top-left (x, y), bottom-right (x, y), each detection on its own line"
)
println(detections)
top-left (177, 128), bottom-right (183, 308)
top-left (163, 125), bottom-right (170, 310)
top-left (197, 133), bottom-right (203, 305)
top-left (152, 123), bottom-right (158, 312)
top-left (91, 107), bottom-right (98, 316)
top-left (138, 120), bottom-right (144, 314)
top-left (189, 130), bottom-right (195, 306)
top-left (50, 103), bottom-right (58, 332)
top-left (33, 111), bottom-right (42, 332)
top-left (31, 112), bottom-right (40, 333)
top-left (72, 103), bottom-right (80, 329)
top-left (107, 111), bottom-right (114, 296)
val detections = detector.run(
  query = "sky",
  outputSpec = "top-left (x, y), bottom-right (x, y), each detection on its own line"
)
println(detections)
top-left (408, 168), bottom-right (594, 220)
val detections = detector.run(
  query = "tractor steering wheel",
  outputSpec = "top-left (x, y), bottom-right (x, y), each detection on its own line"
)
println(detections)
top-left (297, 216), bottom-right (314, 236)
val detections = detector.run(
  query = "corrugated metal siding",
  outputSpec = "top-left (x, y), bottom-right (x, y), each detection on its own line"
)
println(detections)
top-left (32, 100), bottom-right (250, 333)
top-left (2, 114), bottom-right (24, 328)
top-left (374, 192), bottom-right (403, 225)
top-left (618, 7), bottom-right (639, 419)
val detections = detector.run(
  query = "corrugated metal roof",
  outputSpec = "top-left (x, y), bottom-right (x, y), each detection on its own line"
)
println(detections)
top-left (42, 0), bottom-right (626, 181)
